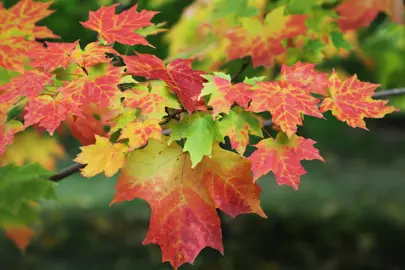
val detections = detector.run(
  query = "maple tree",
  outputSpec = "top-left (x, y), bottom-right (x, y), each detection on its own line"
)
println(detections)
top-left (0, 0), bottom-right (404, 269)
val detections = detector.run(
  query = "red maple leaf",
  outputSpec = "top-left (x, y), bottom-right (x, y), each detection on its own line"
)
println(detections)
top-left (0, 70), bottom-right (52, 104)
top-left (123, 53), bottom-right (207, 112)
top-left (111, 139), bottom-right (266, 269)
top-left (336, 0), bottom-right (402, 31)
top-left (28, 41), bottom-right (79, 72)
top-left (248, 80), bottom-right (323, 138)
top-left (280, 62), bottom-right (329, 96)
top-left (80, 4), bottom-right (158, 46)
top-left (32, 26), bottom-right (60, 39)
top-left (24, 94), bottom-right (83, 135)
top-left (320, 71), bottom-right (398, 129)
top-left (248, 133), bottom-right (324, 189)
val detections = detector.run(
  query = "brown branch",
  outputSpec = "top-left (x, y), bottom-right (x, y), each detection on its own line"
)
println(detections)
top-left (48, 85), bottom-right (405, 183)
top-left (49, 163), bottom-right (86, 182)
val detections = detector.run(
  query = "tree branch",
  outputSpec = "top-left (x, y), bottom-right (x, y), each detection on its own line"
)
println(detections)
top-left (48, 84), bottom-right (405, 183)
top-left (49, 163), bottom-right (86, 182)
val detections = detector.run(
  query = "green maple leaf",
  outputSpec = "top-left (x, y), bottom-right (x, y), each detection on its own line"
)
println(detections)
top-left (0, 163), bottom-right (56, 227)
top-left (169, 112), bottom-right (223, 167)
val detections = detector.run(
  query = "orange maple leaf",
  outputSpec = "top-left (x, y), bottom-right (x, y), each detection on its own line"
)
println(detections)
top-left (280, 62), bottom-right (329, 96)
top-left (336, 0), bottom-right (404, 31)
top-left (5, 227), bottom-right (35, 252)
top-left (123, 53), bottom-right (207, 112)
top-left (59, 64), bottom-right (124, 110)
top-left (111, 138), bottom-right (266, 269)
top-left (320, 71), bottom-right (398, 129)
top-left (248, 133), bottom-right (324, 189)
top-left (0, 0), bottom-right (57, 72)
top-left (9, 0), bottom-right (54, 26)
top-left (119, 120), bottom-right (162, 150)
top-left (248, 80), bottom-right (323, 138)
top-left (80, 4), bottom-right (158, 46)
top-left (74, 135), bottom-right (128, 177)
top-left (225, 6), bottom-right (308, 68)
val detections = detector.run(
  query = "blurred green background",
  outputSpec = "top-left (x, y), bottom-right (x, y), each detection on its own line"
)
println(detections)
top-left (1, 0), bottom-right (405, 269)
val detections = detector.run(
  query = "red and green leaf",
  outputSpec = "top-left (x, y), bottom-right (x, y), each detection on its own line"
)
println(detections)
top-left (225, 6), bottom-right (308, 67)
top-left (111, 138), bottom-right (265, 269)
top-left (199, 72), bottom-right (253, 117)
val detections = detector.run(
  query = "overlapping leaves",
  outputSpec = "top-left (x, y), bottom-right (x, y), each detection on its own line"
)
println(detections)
top-left (0, 1), bottom-right (401, 269)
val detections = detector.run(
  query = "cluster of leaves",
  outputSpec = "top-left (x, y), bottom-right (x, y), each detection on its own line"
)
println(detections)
top-left (0, 0), bottom-right (402, 269)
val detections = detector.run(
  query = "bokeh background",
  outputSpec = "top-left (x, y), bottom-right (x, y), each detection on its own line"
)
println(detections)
top-left (1, 0), bottom-right (405, 269)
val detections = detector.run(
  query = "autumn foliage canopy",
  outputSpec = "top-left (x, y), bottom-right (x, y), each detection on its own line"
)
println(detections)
top-left (0, 0), bottom-right (403, 269)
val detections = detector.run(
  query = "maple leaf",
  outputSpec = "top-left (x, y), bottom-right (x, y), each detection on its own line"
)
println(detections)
top-left (74, 135), bottom-right (128, 177)
top-left (199, 72), bottom-right (253, 117)
top-left (119, 119), bottom-right (162, 150)
top-left (80, 4), bottom-right (158, 46)
top-left (123, 80), bottom-right (180, 120)
top-left (123, 53), bottom-right (207, 112)
top-left (0, 130), bottom-right (65, 171)
top-left (248, 80), bottom-right (323, 138)
top-left (225, 6), bottom-right (308, 67)
top-left (9, 0), bottom-right (54, 26)
top-left (5, 226), bottom-right (35, 251)
top-left (0, 70), bottom-right (52, 104)
top-left (336, 0), bottom-right (403, 31)
top-left (24, 94), bottom-right (82, 135)
top-left (218, 107), bottom-right (263, 155)
top-left (0, 37), bottom-right (33, 73)
top-left (169, 112), bottom-right (222, 167)
top-left (248, 133), bottom-right (324, 189)
top-left (280, 62), bottom-right (329, 96)
top-left (60, 64), bottom-right (124, 110)
top-left (71, 42), bottom-right (117, 68)
top-left (0, 120), bottom-right (23, 156)
top-left (65, 103), bottom-right (114, 146)
top-left (27, 41), bottom-right (79, 72)
top-left (320, 71), bottom-right (398, 129)
top-left (111, 138), bottom-right (266, 269)
top-left (0, 163), bottom-right (55, 226)
top-left (32, 26), bottom-right (60, 39)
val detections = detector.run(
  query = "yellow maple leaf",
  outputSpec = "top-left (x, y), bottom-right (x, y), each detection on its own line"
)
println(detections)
top-left (74, 135), bottom-right (128, 177)
top-left (0, 130), bottom-right (65, 170)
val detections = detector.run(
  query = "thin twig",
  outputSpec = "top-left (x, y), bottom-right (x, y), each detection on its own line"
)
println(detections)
top-left (49, 163), bottom-right (86, 182)
top-left (47, 84), bottom-right (405, 183)
top-left (372, 88), bottom-right (405, 98)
